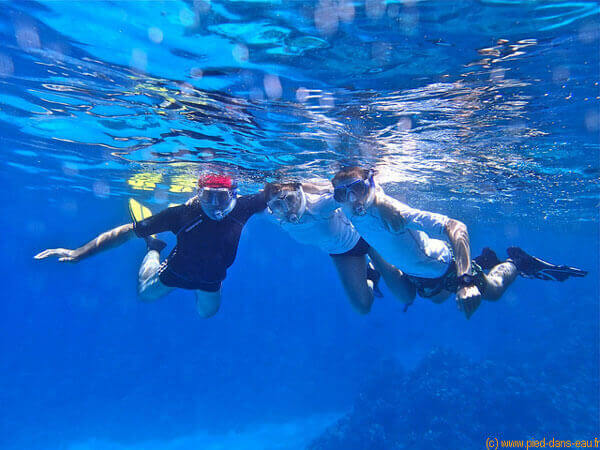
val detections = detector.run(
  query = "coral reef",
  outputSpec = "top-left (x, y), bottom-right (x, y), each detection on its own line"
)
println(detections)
top-left (309, 348), bottom-right (598, 450)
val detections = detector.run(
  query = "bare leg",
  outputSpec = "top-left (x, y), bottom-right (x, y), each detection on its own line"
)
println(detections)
top-left (481, 262), bottom-right (518, 301)
top-left (367, 248), bottom-right (416, 305)
top-left (195, 289), bottom-right (222, 318)
top-left (330, 255), bottom-right (374, 314)
top-left (138, 250), bottom-right (173, 302)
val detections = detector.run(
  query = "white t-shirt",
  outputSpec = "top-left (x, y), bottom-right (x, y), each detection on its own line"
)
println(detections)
top-left (342, 192), bottom-right (452, 278)
top-left (267, 192), bottom-right (361, 255)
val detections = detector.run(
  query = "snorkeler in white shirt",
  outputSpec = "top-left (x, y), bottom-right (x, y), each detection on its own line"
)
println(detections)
top-left (264, 181), bottom-right (407, 314)
top-left (330, 166), bottom-right (587, 319)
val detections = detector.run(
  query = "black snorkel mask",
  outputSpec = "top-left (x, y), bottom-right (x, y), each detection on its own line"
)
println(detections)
top-left (333, 171), bottom-right (375, 216)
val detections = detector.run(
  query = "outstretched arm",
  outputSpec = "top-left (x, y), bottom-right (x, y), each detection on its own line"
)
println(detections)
top-left (34, 223), bottom-right (135, 263)
top-left (301, 181), bottom-right (331, 195)
top-left (445, 219), bottom-right (481, 319)
top-left (445, 219), bottom-right (471, 277)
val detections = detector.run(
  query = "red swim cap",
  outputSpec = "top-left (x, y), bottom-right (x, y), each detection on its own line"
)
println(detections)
top-left (198, 174), bottom-right (235, 189)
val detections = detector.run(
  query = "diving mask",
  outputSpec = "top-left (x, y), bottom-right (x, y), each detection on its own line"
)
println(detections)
top-left (267, 187), bottom-right (306, 224)
top-left (199, 187), bottom-right (237, 220)
top-left (333, 175), bottom-right (375, 216)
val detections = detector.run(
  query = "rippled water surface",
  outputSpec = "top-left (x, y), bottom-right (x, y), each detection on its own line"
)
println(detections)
top-left (1, 0), bottom-right (598, 221)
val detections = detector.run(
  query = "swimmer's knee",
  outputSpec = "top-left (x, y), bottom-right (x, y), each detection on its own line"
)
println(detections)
top-left (196, 297), bottom-right (221, 318)
top-left (481, 275), bottom-right (506, 301)
top-left (482, 284), bottom-right (503, 301)
top-left (353, 301), bottom-right (372, 315)
top-left (196, 304), bottom-right (220, 318)
top-left (348, 290), bottom-right (373, 315)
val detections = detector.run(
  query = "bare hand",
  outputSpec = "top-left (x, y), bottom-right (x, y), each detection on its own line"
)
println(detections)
top-left (34, 248), bottom-right (79, 263)
top-left (456, 285), bottom-right (482, 320)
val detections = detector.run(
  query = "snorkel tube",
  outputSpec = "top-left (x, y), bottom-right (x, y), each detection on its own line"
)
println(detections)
top-left (287, 186), bottom-right (306, 224)
top-left (209, 195), bottom-right (237, 221)
top-left (352, 172), bottom-right (375, 216)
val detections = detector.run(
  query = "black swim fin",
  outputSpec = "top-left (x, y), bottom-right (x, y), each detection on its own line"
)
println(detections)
top-left (507, 247), bottom-right (588, 282)
top-left (145, 236), bottom-right (167, 253)
top-left (367, 263), bottom-right (384, 298)
top-left (474, 247), bottom-right (501, 271)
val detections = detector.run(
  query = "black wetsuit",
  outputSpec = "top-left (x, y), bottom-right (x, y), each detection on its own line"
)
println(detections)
top-left (134, 194), bottom-right (266, 291)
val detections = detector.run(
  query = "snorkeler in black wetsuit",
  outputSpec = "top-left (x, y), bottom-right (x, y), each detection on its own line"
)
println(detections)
top-left (34, 174), bottom-right (267, 317)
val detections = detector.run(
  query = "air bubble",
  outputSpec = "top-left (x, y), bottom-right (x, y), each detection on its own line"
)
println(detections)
top-left (0, 53), bottom-right (14, 78)
top-left (315, 0), bottom-right (339, 36)
top-left (93, 181), bottom-right (110, 198)
top-left (148, 27), bottom-right (163, 44)
top-left (15, 22), bottom-right (41, 50)
top-left (232, 44), bottom-right (249, 63)
top-left (130, 49), bottom-right (147, 72)
top-left (264, 74), bottom-right (282, 100)
top-left (296, 87), bottom-right (309, 103)
top-left (179, 8), bottom-right (196, 27)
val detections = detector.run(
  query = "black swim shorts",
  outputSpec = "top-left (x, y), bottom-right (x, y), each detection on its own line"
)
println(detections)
top-left (158, 260), bottom-right (222, 292)
top-left (329, 237), bottom-right (370, 258)
top-left (404, 261), bottom-right (485, 298)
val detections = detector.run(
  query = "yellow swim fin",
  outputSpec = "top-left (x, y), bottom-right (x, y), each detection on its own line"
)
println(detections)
top-left (128, 198), bottom-right (152, 224)
top-left (128, 198), bottom-right (156, 238)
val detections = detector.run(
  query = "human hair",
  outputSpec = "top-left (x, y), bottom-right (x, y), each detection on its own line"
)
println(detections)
top-left (331, 166), bottom-right (372, 185)
top-left (264, 181), bottom-right (302, 199)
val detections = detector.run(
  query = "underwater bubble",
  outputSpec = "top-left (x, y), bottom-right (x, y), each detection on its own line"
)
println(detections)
top-left (365, 0), bottom-right (386, 19)
top-left (130, 48), bottom-right (147, 72)
top-left (194, 0), bottom-right (211, 14)
top-left (264, 74), bottom-right (282, 100)
top-left (148, 27), bottom-right (163, 44)
top-left (552, 66), bottom-right (570, 84)
top-left (0, 53), bottom-right (14, 77)
top-left (93, 180), bottom-right (110, 198)
top-left (338, 0), bottom-right (355, 23)
top-left (179, 8), bottom-right (196, 27)
top-left (14, 22), bottom-right (41, 50)
top-left (296, 87), bottom-right (309, 103)
top-left (314, 0), bottom-right (339, 36)
top-left (585, 110), bottom-right (599, 132)
top-left (232, 44), bottom-right (249, 63)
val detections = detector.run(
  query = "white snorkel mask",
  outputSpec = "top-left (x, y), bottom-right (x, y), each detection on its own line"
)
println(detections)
top-left (198, 187), bottom-right (237, 221)
top-left (267, 185), bottom-right (307, 224)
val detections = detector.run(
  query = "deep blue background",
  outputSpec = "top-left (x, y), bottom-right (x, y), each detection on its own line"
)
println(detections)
top-left (1, 181), bottom-right (597, 448)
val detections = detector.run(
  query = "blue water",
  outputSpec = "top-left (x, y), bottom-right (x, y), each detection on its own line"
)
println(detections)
top-left (1, 1), bottom-right (598, 448)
